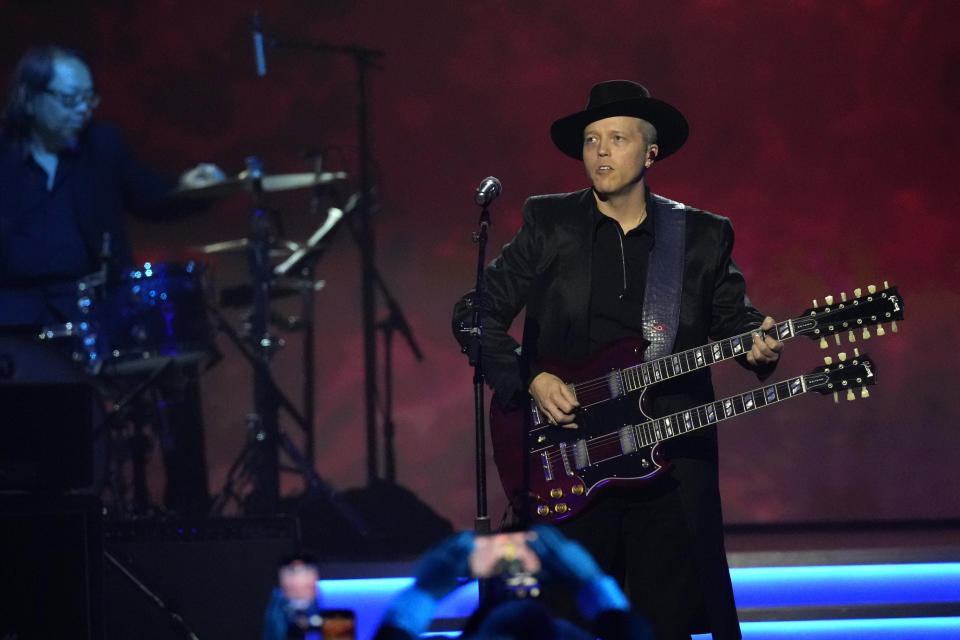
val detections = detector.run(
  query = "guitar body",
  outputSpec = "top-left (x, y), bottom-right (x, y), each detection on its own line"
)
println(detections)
top-left (490, 338), bottom-right (669, 523)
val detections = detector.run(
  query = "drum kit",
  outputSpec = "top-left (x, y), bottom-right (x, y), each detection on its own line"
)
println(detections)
top-left (29, 160), bottom-right (352, 518)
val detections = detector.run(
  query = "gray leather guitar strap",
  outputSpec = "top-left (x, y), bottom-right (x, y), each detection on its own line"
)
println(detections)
top-left (641, 194), bottom-right (686, 359)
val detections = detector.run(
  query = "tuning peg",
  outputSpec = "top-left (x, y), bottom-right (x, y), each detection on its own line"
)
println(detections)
top-left (853, 347), bottom-right (860, 357)
top-left (846, 388), bottom-right (855, 401)
top-left (812, 298), bottom-right (818, 307)
top-left (891, 320), bottom-right (898, 333)
top-left (884, 280), bottom-right (889, 289)
top-left (848, 330), bottom-right (856, 342)
top-left (876, 323), bottom-right (886, 336)
top-left (835, 334), bottom-right (842, 346)
top-left (862, 327), bottom-right (871, 339)
top-left (841, 291), bottom-right (848, 302)
top-left (825, 295), bottom-right (834, 305)
top-left (833, 391), bottom-right (839, 404)
top-left (854, 287), bottom-right (862, 298)
top-left (823, 356), bottom-right (833, 365)
top-left (860, 386), bottom-right (870, 399)
top-left (820, 337), bottom-right (828, 349)
top-left (838, 352), bottom-right (847, 362)
top-left (868, 284), bottom-right (877, 294)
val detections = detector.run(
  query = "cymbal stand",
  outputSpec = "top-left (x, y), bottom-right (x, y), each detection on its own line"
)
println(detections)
top-left (246, 156), bottom-right (282, 514)
top-left (204, 156), bottom-right (283, 514)
top-left (208, 264), bottom-right (367, 533)
top-left (209, 168), bottom-right (365, 531)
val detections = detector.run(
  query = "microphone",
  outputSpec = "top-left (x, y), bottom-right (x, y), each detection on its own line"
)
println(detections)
top-left (252, 12), bottom-right (267, 76)
top-left (474, 176), bottom-right (502, 207)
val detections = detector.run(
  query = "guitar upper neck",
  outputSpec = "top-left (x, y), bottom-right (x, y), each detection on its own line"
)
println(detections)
top-left (631, 372), bottom-right (817, 447)
top-left (569, 285), bottom-right (898, 405)
top-left (607, 320), bottom-right (795, 397)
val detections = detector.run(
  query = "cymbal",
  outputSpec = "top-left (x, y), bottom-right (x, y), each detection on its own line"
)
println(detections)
top-left (170, 170), bottom-right (348, 199)
top-left (196, 237), bottom-right (300, 256)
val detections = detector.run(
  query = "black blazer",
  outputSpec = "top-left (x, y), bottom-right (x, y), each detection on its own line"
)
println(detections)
top-left (454, 187), bottom-right (767, 410)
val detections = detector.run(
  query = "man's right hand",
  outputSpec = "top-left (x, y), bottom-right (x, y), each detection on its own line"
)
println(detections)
top-left (529, 371), bottom-right (580, 428)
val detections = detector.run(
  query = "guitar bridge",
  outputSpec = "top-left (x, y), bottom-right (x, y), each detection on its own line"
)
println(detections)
top-left (558, 442), bottom-right (574, 477)
top-left (529, 399), bottom-right (544, 426)
top-left (540, 451), bottom-right (553, 482)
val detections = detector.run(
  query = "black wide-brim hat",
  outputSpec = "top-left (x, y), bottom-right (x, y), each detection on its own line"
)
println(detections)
top-left (550, 80), bottom-right (689, 161)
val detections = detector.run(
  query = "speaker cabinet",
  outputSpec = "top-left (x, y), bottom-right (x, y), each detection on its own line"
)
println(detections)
top-left (103, 517), bottom-right (299, 640)
top-left (0, 495), bottom-right (103, 640)
top-left (0, 382), bottom-right (95, 491)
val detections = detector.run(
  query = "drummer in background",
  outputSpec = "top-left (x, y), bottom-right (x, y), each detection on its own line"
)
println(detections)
top-left (0, 44), bottom-right (223, 326)
top-left (0, 44), bottom-right (223, 517)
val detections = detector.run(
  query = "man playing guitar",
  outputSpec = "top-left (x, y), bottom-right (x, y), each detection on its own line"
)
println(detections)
top-left (453, 80), bottom-right (782, 639)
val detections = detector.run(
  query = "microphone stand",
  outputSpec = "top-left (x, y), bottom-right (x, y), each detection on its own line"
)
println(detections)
top-left (465, 204), bottom-right (492, 536)
top-left (373, 268), bottom-right (424, 484)
top-left (261, 28), bottom-right (386, 487)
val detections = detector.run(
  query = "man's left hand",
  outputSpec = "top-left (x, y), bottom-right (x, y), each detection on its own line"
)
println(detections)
top-left (745, 316), bottom-right (783, 367)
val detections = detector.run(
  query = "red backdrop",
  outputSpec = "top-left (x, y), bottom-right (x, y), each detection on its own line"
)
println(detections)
top-left (3, 0), bottom-right (957, 530)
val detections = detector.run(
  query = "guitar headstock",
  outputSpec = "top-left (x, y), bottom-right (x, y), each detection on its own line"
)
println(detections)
top-left (803, 350), bottom-right (878, 403)
top-left (794, 282), bottom-right (904, 348)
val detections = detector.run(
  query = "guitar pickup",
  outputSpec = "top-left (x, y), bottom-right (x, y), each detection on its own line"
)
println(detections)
top-left (606, 369), bottom-right (624, 398)
top-left (559, 440), bottom-right (590, 474)
top-left (572, 439), bottom-right (589, 469)
top-left (619, 426), bottom-right (638, 454)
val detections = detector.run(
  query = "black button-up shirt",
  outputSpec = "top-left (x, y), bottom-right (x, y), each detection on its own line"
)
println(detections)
top-left (588, 205), bottom-right (653, 356)
top-left (6, 149), bottom-right (90, 282)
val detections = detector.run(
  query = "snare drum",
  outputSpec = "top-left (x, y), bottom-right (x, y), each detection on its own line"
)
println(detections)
top-left (76, 261), bottom-right (214, 375)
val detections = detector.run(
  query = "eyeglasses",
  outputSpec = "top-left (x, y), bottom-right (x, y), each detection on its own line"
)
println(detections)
top-left (43, 88), bottom-right (101, 109)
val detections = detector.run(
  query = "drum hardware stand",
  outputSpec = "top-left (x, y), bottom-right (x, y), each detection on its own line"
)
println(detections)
top-left (209, 162), bottom-right (366, 534)
top-left (93, 358), bottom-right (176, 517)
top-left (206, 303), bottom-right (367, 534)
top-left (210, 155), bottom-right (282, 515)
top-left (274, 194), bottom-right (349, 468)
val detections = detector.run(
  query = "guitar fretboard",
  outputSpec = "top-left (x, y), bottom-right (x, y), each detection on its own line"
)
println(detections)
top-left (628, 373), bottom-right (821, 449)
top-left (565, 285), bottom-right (898, 410)
top-left (627, 322), bottom-right (796, 393)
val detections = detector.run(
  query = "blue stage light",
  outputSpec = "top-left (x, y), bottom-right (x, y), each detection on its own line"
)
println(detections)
top-left (733, 562), bottom-right (960, 608)
top-left (318, 563), bottom-right (960, 640)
